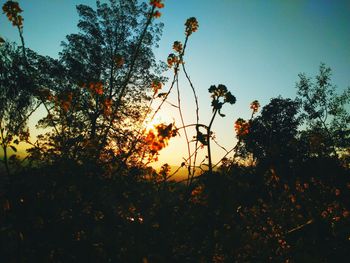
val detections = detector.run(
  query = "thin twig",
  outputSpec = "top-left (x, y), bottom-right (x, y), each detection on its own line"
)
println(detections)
top-left (182, 63), bottom-right (200, 182)
top-left (285, 219), bottom-right (314, 234)
top-left (176, 75), bottom-right (192, 179)
top-left (166, 144), bottom-right (202, 181)
top-left (212, 135), bottom-right (229, 153)
top-left (148, 35), bottom-right (189, 123)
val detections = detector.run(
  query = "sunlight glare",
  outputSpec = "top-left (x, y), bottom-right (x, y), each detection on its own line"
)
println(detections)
top-left (144, 112), bottom-right (174, 132)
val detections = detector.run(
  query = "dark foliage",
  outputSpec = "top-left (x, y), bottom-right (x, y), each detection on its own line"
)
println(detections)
top-left (1, 156), bottom-right (349, 262)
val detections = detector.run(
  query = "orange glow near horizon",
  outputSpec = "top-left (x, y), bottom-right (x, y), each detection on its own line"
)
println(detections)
top-left (143, 111), bottom-right (174, 133)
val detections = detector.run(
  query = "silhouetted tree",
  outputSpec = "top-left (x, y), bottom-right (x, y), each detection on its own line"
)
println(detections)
top-left (238, 97), bottom-right (301, 172)
top-left (296, 63), bottom-right (350, 159)
top-left (0, 42), bottom-right (37, 175)
top-left (33, 0), bottom-right (165, 169)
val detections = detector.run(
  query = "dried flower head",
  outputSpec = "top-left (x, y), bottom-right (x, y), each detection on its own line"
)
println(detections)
top-left (145, 123), bottom-right (177, 161)
top-left (234, 118), bottom-right (249, 137)
top-left (151, 80), bottom-right (162, 95)
top-left (167, 53), bottom-right (179, 68)
top-left (2, 1), bottom-right (23, 28)
top-left (250, 100), bottom-right (260, 114)
top-left (88, 82), bottom-right (104, 95)
top-left (103, 98), bottom-right (113, 116)
top-left (172, 41), bottom-right (183, 53)
top-left (185, 17), bottom-right (199, 36)
top-left (149, 0), bottom-right (164, 9)
top-left (153, 10), bottom-right (162, 18)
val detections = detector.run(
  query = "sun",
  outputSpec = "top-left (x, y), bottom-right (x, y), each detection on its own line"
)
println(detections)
top-left (144, 112), bottom-right (174, 132)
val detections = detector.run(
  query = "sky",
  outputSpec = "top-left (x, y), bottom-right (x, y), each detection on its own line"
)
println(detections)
top-left (1, 0), bottom-right (350, 168)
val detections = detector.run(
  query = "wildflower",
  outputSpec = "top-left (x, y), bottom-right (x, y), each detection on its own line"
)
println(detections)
top-left (103, 98), bottom-right (113, 116)
top-left (153, 10), bottom-right (161, 18)
top-left (250, 100), bottom-right (260, 113)
top-left (95, 83), bottom-right (103, 95)
top-left (185, 17), bottom-right (199, 36)
top-left (167, 53), bottom-right (178, 68)
top-left (234, 118), bottom-right (249, 137)
top-left (278, 239), bottom-right (289, 250)
top-left (151, 80), bottom-right (162, 95)
top-left (172, 41), bottom-right (183, 53)
top-left (145, 123), bottom-right (177, 160)
top-left (149, 0), bottom-right (164, 9)
top-left (327, 206), bottom-right (334, 213)
top-left (209, 84), bottom-right (227, 98)
top-left (333, 216), bottom-right (341, 222)
top-left (2, 1), bottom-right (23, 28)
top-left (89, 82), bottom-right (104, 95)
top-left (190, 185), bottom-right (205, 204)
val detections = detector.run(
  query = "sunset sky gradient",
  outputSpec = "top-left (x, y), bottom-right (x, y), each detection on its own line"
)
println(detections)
top-left (1, 0), bottom-right (349, 168)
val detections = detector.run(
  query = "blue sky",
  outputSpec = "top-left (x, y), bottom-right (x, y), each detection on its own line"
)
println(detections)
top-left (1, 0), bottom-right (349, 167)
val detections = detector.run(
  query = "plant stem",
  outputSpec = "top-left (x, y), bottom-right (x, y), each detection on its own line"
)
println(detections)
top-left (207, 109), bottom-right (218, 173)
top-left (182, 63), bottom-right (200, 180)
top-left (176, 75), bottom-right (191, 179)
